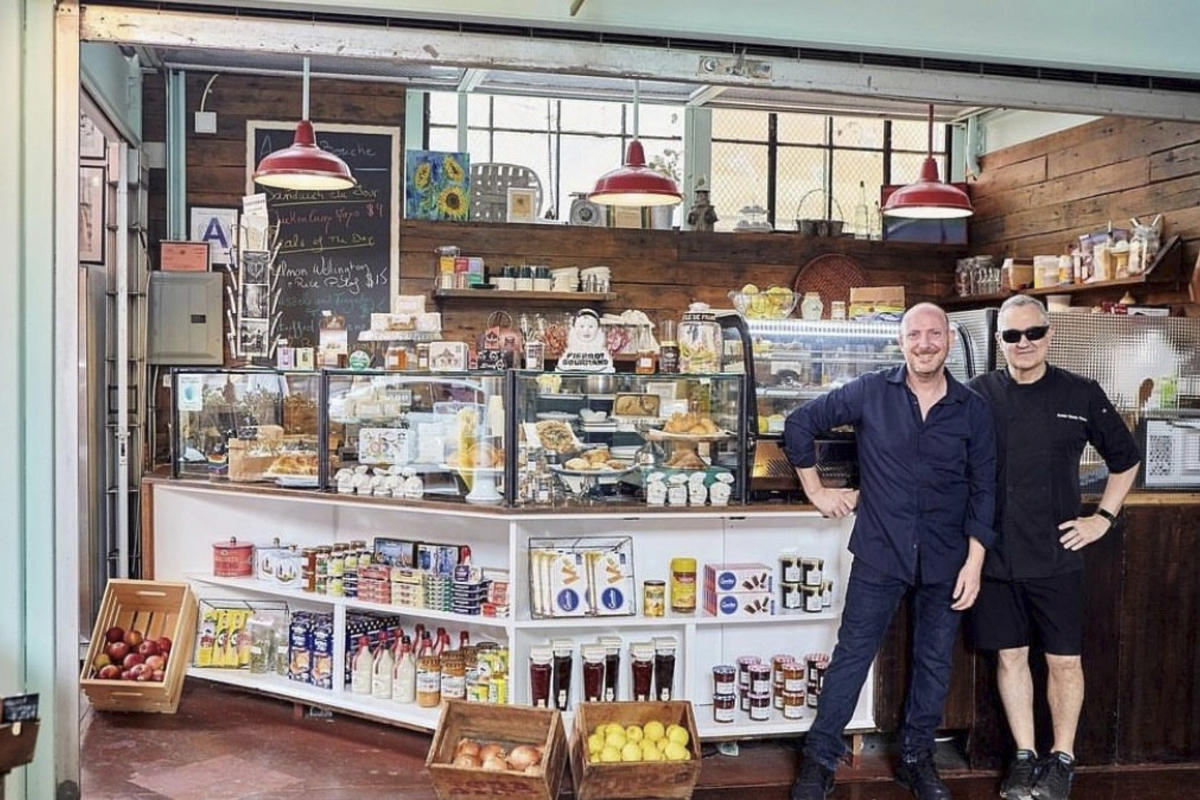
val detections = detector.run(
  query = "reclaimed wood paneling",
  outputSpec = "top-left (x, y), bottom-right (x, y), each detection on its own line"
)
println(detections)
top-left (970, 115), bottom-right (1200, 310)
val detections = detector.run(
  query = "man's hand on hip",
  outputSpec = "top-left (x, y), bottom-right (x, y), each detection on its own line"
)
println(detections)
top-left (808, 487), bottom-right (859, 519)
top-left (1058, 514), bottom-right (1111, 551)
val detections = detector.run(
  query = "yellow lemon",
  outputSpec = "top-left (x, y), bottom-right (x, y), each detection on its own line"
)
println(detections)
top-left (655, 738), bottom-right (670, 752)
top-left (666, 724), bottom-right (690, 747)
top-left (604, 731), bottom-right (627, 750)
top-left (588, 752), bottom-right (600, 764)
top-left (664, 741), bottom-right (689, 761)
top-left (600, 745), bottom-right (621, 763)
top-left (641, 744), bottom-right (663, 761)
top-left (741, 284), bottom-right (760, 294)
top-left (605, 723), bottom-right (625, 738)
top-left (593, 724), bottom-right (607, 739)
top-left (624, 725), bottom-right (644, 743)
top-left (643, 720), bottom-right (665, 742)
top-left (587, 733), bottom-right (605, 754)
top-left (620, 742), bottom-right (642, 762)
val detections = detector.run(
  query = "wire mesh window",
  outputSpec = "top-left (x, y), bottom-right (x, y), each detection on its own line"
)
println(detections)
top-left (710, 109), bottom-right (948, 235)
top-left (426, 92), bottom-right (683, 222)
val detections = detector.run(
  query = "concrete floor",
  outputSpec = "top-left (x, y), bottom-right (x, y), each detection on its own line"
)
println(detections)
top-left (80, 681), bottom-right (1200, 799)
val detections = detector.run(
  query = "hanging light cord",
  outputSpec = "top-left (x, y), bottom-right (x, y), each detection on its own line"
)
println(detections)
top-left (632, 79), bottom-right (640, 140)
top-left (926, 103), bottom-right (934, 158)
top-left (302, 56), bottom-right (310, 120)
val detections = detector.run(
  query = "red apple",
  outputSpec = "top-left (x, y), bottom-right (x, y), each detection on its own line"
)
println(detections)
top-left (137, 640), bottom-right (160, 658)
top-left (97, 664), bottom-right (121, 680)
top-left (122, 652), bottom-right (144, 669)
top-left (156, 636), bottom-right (172, 654)
top-left (134, 669), bottom-right (154, 682)
top-left (104, 626), bottom-right (125, 644)
top-left (93, 653), bottom-right (112, 670)
top-left (119, 670), bottom-right (132, 680)
top-left (123, 629), bottom-right (144, 647)
top-left (106, 641), bottom-right (129, 661)
top-left (144, 654), bottom-right (165, 671)
top-left (151, 669), bottom-right (165, 682)
top-left (128, 663), bottom-right (148, 679)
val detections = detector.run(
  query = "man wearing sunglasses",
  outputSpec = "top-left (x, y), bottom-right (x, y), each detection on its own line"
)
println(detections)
top-left (786, 303), bottom-right (996, 800)
top-left (968, 295), bottom-right (1140, 800)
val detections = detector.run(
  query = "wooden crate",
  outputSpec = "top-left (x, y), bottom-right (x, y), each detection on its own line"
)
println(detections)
top-left (80, 580), bottom-right (198, 714)
top-left (426, 700), bottom-right (568, 800)
top-left (570, 701), bottom-right (702, 800)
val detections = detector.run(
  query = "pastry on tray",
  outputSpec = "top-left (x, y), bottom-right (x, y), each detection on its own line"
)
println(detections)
top-left (663, 412), bottom-right (720, 435)
top-left (534, 420), bottom-right (577, 453)
top-left (265, 453), bottom-right (319, 476)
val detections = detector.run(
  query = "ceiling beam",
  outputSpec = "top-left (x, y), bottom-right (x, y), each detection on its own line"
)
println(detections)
top-left (687, 85), bottom-right (726, 107)
top-left (457, 68), bottom-right (487, 93)
top-left (81, 4), bottom-right (1200, 121)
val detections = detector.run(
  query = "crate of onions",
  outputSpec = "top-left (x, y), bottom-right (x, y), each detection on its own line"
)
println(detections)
top-left (425, 700), bottom-right (568, 800)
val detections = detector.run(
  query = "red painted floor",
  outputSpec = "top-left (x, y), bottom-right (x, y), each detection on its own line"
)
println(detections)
top-left (80, 681), bottom-right (1200, 799)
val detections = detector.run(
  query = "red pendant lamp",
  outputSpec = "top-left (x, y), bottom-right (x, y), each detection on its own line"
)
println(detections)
top-left (253, 57), bottom-right (356, 191)
top-left (589, 80), bottom-right (682, 207)
top-left (881, 104), bottom-right (973, 219)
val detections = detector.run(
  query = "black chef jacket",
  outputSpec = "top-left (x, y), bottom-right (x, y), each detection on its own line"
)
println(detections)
top-left (969, 365), bottom-right (1141, 580)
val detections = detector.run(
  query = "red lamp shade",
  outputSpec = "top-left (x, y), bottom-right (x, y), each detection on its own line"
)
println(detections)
top-left (253, 119), bottom-right (356, 191)
top-left (589, 139), bottom-right (682, 207)
top-left (881, 155), bottom-right (973, 219)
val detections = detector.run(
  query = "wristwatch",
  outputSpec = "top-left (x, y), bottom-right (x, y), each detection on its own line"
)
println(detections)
top-left (1096, 507), bottom-right (1118, 527)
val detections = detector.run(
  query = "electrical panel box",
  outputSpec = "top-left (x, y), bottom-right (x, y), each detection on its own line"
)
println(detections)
top-left (148, 272), bottom-right (224, 365)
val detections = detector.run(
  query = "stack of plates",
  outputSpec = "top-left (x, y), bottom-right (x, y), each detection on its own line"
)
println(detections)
top-left (551, 267), bottom-right (579, 292)
top-left (581, 265), bottom-right (611, 293)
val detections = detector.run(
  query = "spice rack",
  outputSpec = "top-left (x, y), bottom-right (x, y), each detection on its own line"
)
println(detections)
top-left (149, 479), bottom-right (873, 740)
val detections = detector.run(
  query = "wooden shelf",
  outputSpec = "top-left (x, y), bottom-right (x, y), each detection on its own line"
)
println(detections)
top-left (433, 289), bottom-right (617, 303)
top-left (941, 235), bottom-right (1184, 308)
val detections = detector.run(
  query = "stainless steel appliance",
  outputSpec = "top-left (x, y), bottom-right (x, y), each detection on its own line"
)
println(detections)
top-left (1139, 412), bottom-right (1200, 489)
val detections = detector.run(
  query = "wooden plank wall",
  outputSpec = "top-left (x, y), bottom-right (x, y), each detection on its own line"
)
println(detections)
top-left (969, 116), bottom-right (1200, 307)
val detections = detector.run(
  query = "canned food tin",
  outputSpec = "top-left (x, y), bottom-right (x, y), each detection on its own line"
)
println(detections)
top-left (643, 580), bottom-right (666, 617)
top-left (212, 538), bottom-right (254, 577)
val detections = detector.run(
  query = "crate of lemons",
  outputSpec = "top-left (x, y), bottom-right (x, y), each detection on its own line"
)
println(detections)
top-left (727, 284), bottom-right (798, 319)
top-left (585, 718), bottom-right (692, 764)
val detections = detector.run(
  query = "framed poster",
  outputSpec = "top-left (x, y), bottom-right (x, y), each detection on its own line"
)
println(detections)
top-left (79, 165), bottom-right (105, 264)
top-left (405, 150), bottom-right (470, 221)
top-left (506, 187), bottom-right (537, 223)
top-left (190, 206), bottom-right (238, 266)
top-left (80, 113), bottom-right (105, 160)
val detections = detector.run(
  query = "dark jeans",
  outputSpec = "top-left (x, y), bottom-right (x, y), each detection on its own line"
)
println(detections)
top-left (804, 559), bottom-right (962, 770)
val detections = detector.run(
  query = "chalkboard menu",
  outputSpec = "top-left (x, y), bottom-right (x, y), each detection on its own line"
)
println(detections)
top-left (248, 122), bottom-right (399, 348)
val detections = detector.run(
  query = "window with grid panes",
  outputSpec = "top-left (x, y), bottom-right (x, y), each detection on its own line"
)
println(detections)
top-left (710, 109), bottom-right (948, 235)
top-left (426, 92), bottom-right (683, 223)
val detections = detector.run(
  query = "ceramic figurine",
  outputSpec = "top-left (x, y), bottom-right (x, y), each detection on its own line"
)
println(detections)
top-left (686, 178), bottom-right (718, 232)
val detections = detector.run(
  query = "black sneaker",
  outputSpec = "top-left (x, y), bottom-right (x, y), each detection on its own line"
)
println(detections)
top-left (999, 750), bottom-right (1039, 799)
top-left (790, 757), bottom-right (835, 800)
top-left (1031, 751), bottom-right (1075, 800)
top-left (895, 755), bottom-right (951, 800)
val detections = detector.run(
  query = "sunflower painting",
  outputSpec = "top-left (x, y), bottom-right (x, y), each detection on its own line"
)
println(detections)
top-left (405, 149), bottom-right (471, 221)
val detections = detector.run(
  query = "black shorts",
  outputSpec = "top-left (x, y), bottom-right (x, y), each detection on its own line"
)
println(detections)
top-left (971, 572), bottom-right (1083, 656)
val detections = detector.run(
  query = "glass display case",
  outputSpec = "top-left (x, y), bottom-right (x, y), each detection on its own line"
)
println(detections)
top-left (320, 369), bottom-right (509, 504)
top-left (510, 370), bottom-right (747, 507)
top-left (172, 369), bottom-right (321, 484)
top-left (718, 317), bottom-right (975, 495)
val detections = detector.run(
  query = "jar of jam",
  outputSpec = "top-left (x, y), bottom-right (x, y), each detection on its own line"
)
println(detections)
top-left (712, 665), bottom-right (736, 696)
top-left (736, 655), bottom-right (760, 694)
top-left (529, 646), bottom-right (552, 708)
top-left (653, 636), bottom-right (677, 701)
top-left (631, 643), bottom-right (654, 702)
top-left (802, 557), bottom-right (824, 587)
top-left (783, 661), bottom-right (805, 693)
top-left (670, 558), bottom-right (697, 613)
top-left (783, 690), bottom-right (805, 719)
top-left (301, 547), bottom-right (317, 592)
top-left (713, 693), bottom-right (736, 724)
top-left (749, 663), bottom-right (771, 695)
top-left (551, 639), bottom-right (574, 711)
top-left (749, 691), bottom-right (771, 721)
top-left (599, 636), bottom-right (621, 701)
top-left (643, 580), bottom-right (666, 617)
top-left (782, 582), bottom-right (802, 611)
top-left (329, 544), bottom-right (346, 578)
top-left (582, 645), bottom-right (606, 703)
top-left (780, 554), bottom-right (801, 584)
top-left (803, 585), bottom-right (823, 612)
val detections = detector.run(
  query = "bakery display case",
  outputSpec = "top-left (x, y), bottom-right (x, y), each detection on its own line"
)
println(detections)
top-left (171, 368), bottom-right (321, 484)
top-left (320, 369), bottom-right (509, 504)
top-left (718, 317), bottom-right (975, 495)
top-left (510, 370), bottom-right (747, 506)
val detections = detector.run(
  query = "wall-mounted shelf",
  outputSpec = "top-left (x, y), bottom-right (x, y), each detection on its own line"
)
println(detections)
top-left (942, 235), bottom-right (1184, 308)
top-left (433, 289), bottom-right (617, 304)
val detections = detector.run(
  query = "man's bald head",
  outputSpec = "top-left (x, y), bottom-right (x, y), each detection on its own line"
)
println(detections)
top-left (901, 302), bottom-right (950, 336)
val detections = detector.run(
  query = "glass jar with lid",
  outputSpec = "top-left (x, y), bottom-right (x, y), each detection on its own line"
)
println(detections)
top-left (678, 302), bottom-right (721, 374)
top-left (800, 292), bottom-right (824, 321)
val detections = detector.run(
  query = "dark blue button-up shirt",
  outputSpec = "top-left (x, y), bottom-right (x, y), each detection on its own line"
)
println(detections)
top-left (783, 365), bottom-right (997, 585)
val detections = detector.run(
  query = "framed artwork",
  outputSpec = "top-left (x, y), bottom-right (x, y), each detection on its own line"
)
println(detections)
top-left (611, 205), bottom-right (643, 230)
top-left (239, 318), bottom-right (269, 357)
top-left (506, 187), bottom-right (537, 223)
top-left (405, 150), bottom-right (470, 221)
top-left (189, 206), bottom-right (238, 266)
top-left (78, 165), bottom-right (105, 264)
top-left (80, 113), bottom-right (105, 160)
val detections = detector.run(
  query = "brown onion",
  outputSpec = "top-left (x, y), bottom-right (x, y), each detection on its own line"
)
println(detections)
top-left (524, 763), bottom-right (543, 775)
top-left (456, 738), bottom-right (481, 757)
top-left (452, 754), bottom-right (480, 769)
top-left (481, 756), bottom-right (507, 771)
top-left (507, 745), bottom-right (543, 770)
top-left (479, 744), bottom-right (506, 763)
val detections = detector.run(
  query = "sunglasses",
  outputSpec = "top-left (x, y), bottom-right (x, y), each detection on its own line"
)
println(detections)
top-left (1000, 325), bottom-right (1050, 344)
